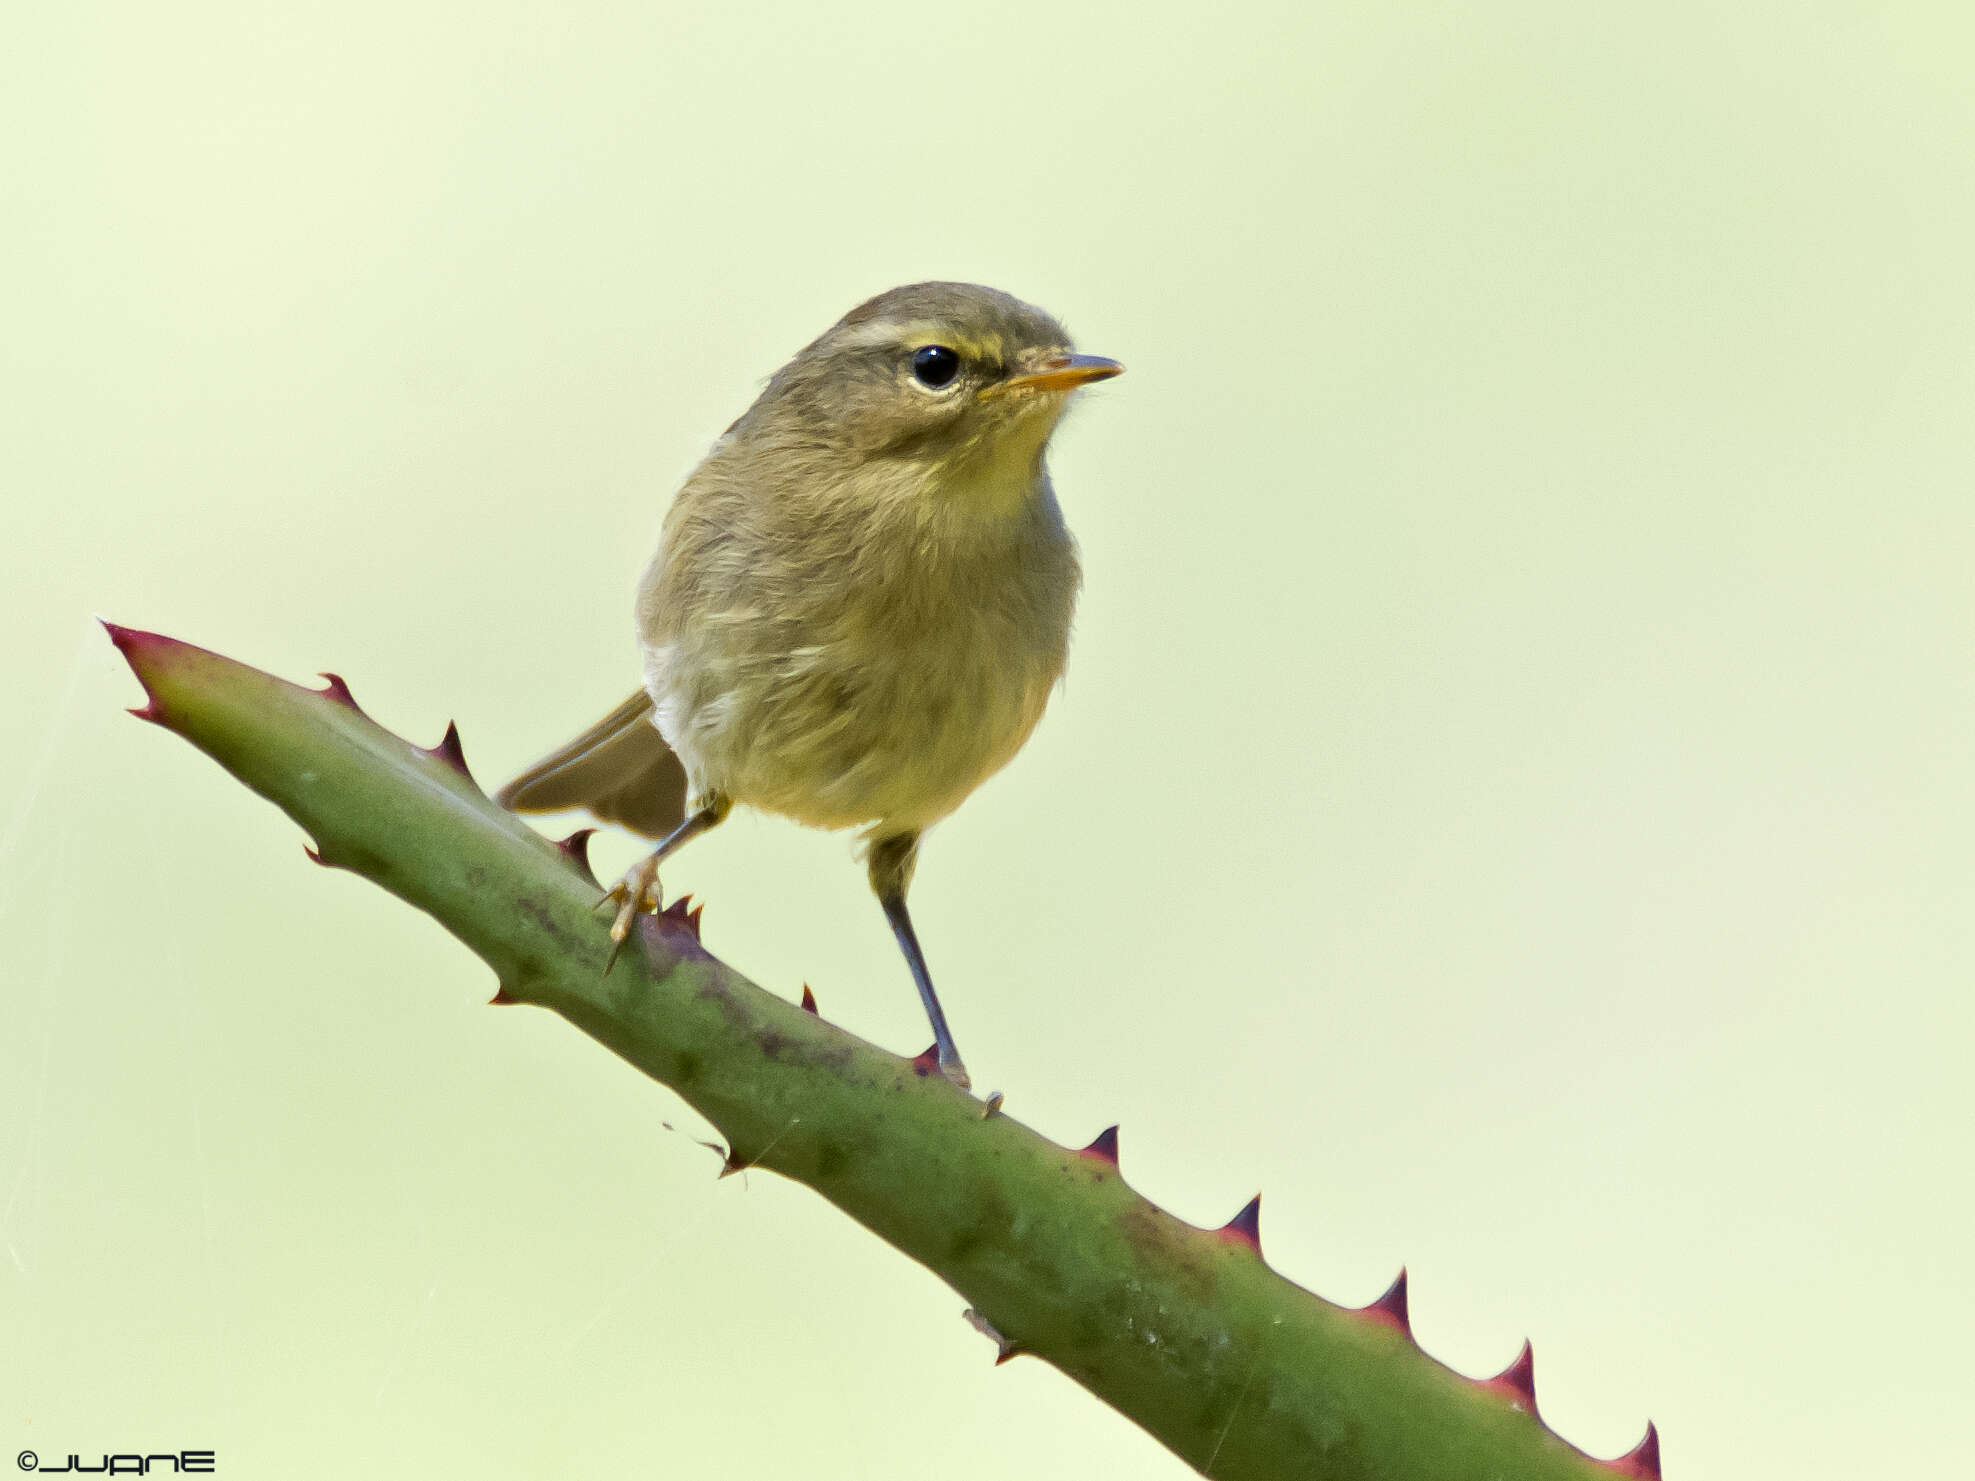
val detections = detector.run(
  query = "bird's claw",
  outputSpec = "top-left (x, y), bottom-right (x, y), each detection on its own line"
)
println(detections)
top-left (597, 854), bottom-right (664, 973)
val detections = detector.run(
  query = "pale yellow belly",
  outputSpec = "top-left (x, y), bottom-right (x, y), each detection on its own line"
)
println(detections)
top-left (647, 622), bottom-right (1062, 837)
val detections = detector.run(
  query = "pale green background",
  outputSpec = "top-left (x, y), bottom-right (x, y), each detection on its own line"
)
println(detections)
top-left (3, 4), bottom-right (1970, 1477)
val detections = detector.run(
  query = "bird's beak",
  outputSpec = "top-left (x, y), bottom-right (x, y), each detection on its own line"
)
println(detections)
top-left (981, 353), bottom-right (1125, 398)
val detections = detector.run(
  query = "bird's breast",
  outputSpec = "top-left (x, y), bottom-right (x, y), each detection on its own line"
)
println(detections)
top-left (642, 488), bottom-right (1078, 835)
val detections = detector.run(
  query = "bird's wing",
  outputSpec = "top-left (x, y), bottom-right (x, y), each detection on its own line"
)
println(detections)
top-left (494, 690), bottom-right (689, 840)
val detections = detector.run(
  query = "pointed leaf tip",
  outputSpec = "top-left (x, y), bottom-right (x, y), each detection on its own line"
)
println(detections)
top-left (992, 1346), bottom-right (1022, 1367)
top-left (490, 983), bottom-right (519, 1005)
top-left (1356, 1267), bottom-right (1412, 1339)
top-left (799, 984), bottom-right (818, 1014)
top-left (1079, 1124), bottom-right (1120, 1166)
top-left (100, 618), bottom-right (166, 660)
top-left (1218, 1194), bottom-right (1263, 1253)
top-left (1482, 1340), bottom-right (1538, 1415)
top-left (302, 843), bottom-right (333, 869)
top-left (1606, 1421), bottom-right (1661, 1478)
top-left (428, 720), bottom-right (473, 780)
top-left (103, 622), bottom-right (171, 718)
top-left (555, 828), bottom-right (598, 882)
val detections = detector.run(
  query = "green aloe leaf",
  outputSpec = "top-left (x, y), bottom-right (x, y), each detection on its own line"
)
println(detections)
top-left (107, 623), bottom-right (1658, 1481)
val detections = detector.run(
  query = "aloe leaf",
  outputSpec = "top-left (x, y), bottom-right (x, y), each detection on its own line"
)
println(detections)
top-left (108, 623), bottom-right (1658, 1480)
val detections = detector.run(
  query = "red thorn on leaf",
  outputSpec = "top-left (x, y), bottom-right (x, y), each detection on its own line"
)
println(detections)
top-left (799, 984), bottom-right (818, 1014)
top-left (302, 843), bottom-right (333, 869)
top-left (490, 982), bottom-right (519, 1006)
top-left (645, 893), bottom-right (710, 962)
top-left (1482, 1340), bottom-right (1539, 1416)
top-left (556, 828), bottom-right (598, 881)
top-left (1079, 1125), bottom-right (1121, 1166)
top-left (717, 1150), bottom-right (747, 1180)
top-left (963, 1308), bottom-right (1021, 1364)
top-left (1605, 1421), bottom-right (1662, 1479)
top-left (428, 720), bottom-right (472, 779)
top-left (1356, 1267), bottom-right (1412, 1339)
top-left (910, 1044), bottom-right (940, 1077)
top-left (659, 894), bottom-right (703, 940)
top-left (317, 673), bottom-right (361, 710)
top-left (1218, 1195), bottom-right (1263, 1254)
top-left (125, 702), bottom-right (165, 724)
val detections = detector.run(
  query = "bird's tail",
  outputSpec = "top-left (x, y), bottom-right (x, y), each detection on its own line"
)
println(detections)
top-left (495, 690), bottom-right (689, 839)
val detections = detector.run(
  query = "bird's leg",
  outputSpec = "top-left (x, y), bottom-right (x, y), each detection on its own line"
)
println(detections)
top-left (598, 791), bottom-right (730, 970)
top-left (869, 832), bottom-right (970, 1091)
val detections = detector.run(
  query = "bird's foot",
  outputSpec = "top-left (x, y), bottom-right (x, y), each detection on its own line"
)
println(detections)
top-left (940, 1054), bottom-right (972, 1093)
top-left (596, 853), bottom-right (663, 972)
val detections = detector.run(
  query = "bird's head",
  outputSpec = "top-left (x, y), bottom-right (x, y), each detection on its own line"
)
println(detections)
top-left (740, 282), bottom-right (1122, 490)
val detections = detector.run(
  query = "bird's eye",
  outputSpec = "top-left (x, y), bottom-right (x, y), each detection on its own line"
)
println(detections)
top-left (912, 344), bottom-right (961, 389)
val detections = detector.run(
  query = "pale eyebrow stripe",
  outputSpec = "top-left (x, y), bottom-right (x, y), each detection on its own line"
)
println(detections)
top-left (833, 319), bottom-right (941, 351)
top-left (832, 319), bottom-right (1002, 363)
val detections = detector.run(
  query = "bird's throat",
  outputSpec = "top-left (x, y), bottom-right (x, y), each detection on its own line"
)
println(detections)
top-left (931, 414), bottom-right (1057, 524)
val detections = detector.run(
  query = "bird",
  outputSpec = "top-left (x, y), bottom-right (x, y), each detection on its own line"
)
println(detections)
top-left (496, 282), bottom-right (1121, 1090)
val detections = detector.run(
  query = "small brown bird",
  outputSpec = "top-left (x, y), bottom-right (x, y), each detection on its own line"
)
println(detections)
top-left (497, 283), bottom-right (1121, 1089)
